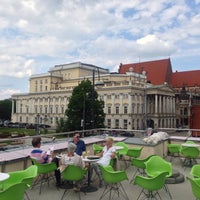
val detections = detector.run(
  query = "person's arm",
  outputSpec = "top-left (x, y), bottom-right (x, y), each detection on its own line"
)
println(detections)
top-left (82, 140), bottom-right (86, 151)
top-left (111, 151), bottom-right (116, 159)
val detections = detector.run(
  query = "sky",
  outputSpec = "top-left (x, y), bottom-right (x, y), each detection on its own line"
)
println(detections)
top-left (0, 0), bottom-right (200, 100)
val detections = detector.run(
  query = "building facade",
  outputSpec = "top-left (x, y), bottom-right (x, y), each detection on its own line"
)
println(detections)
top-left (11, 62), bottom-right (176, 130)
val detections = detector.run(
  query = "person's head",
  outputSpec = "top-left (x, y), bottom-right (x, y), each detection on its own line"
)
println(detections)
top-left (73, 132), bottom-right (80, 143)
top-left (105, 137), bottom-right (114, 147)
top-left (68, 143), bottom-right (77, 154)
top-left (32, 137), bottom-right (42, 148)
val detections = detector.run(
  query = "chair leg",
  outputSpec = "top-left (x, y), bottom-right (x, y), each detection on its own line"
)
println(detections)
top-left (60, 189), bottom-right (67, 200)
top-left (164, 184), bottom-right (172, 199)
top-left (24, 191), bottom-right (30, 200)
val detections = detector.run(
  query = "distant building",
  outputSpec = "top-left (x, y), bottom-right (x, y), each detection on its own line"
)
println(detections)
top-left (11, 61), bottom-right (175, 130)
top-left (118, 58), bottom-right (200, 133)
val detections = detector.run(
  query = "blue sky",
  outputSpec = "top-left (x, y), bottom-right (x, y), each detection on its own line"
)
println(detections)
top-left (0, 0), bottom-right (200, 99)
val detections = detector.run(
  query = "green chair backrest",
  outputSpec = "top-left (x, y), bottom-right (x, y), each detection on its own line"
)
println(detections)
top-left (190, 164), bottom-right (200, 178)
top-left (31, 158), bottom-right (57, 174)
top-left (145, 155), bottom-right (172, 177)
top-left (185, 141), bottom-right (195, 144)
top-left (181, 147), bottom-right (199, 159)
top-left (61, 165), bottom-right (87, 181)
top-left (93, 144), bottom-right (103, 154)
top-left (2, 165), bottom-right (38, 190)
top-left (187, 177), bottom-right (200, 199)
top-left (114, 142), bottom-right (128, 155)
top-left (167, 143), bottom-right (181, 154)
top-left (0, 182), bottom-right (27, 200)
top-left (131, 155), bottom-right (155, 170)
top-left (126, 147), bottom-right (143, 158)
top-left (134, 172), bottom-right (169, 191)
top-left (99, 165), bottom-right (128, 184)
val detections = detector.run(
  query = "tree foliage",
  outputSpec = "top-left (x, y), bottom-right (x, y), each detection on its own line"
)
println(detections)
top-left (64, 80), bottom-right (105, 131)
top-left (0, 99), bottom-right (12, 120)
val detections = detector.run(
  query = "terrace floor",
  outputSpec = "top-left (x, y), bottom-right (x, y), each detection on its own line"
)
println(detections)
top-left (26, 157), bottom-right (194, 200)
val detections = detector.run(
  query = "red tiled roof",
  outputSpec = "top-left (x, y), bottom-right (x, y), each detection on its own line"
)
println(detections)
top-left (170, 70), bottom-right (200, 88)
top-left (118, 58), bottom-right (172, 85)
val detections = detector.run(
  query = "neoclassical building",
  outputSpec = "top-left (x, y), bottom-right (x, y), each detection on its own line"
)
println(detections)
top-left (12, 62), bottom-right (176, 130)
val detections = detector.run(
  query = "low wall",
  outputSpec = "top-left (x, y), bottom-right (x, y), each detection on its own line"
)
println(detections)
top-left (0, 136), bottom-right (170, 172)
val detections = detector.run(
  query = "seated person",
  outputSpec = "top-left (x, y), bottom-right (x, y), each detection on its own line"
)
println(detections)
top-left (59, 143), bottom-right (85, 170)
top-left (70, 132), bottom-right (86, 156)
top-left (91, 137), bottom-right (116, 187)
top-left (30, 137), bottom-right (61, 186)
top-left (59, 143), bottom-right (86, 189)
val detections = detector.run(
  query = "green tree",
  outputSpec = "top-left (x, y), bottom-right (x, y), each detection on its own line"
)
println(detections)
top-left (0, 99), bottom-right (12, 120)
top-left (65, 79), bottom-right (105, 131)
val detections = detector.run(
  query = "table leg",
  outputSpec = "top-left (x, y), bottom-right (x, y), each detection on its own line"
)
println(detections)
top-left (81, 163), bottom-right (98, 192)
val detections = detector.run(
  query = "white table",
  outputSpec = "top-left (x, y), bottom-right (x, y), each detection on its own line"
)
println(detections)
top-left (115, 146), bottom-right (124, 150)
top-left (0, 173), bottom-right (9, 182)
top-left (181, 143), bottom-right (200, 147)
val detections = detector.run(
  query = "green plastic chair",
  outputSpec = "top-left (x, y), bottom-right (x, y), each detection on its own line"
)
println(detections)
top-left (2, 165), bottom-right (37, 200)
top-left (93, 144), bottom-right (103, 154)
top-left (145, 155), bottom-right (172, 199)
top-left (99, 165), bottom-right (129, 200)
top-left (133, 172), bottom-right (169, 200)
top-left (126, 147), bottom-right (143, 159)
top-left (60, 165), bottom-right (87, 200)
top-left (181, 146), bottom-right (199, 167)
top-left (190, 164), bottom-right (200, 178)
top-left (31, 158), bottom-right (57, 194)
top-left (0, 182), bottom-right (27, 200)
top-left (130, 155), bottom-right (155, 183)
top-left (187, 177), bottom-right (200, 200)
top-left (114, 142), bottom-right (129, 168)
top-left (167, 143), bottom-right (181, 161)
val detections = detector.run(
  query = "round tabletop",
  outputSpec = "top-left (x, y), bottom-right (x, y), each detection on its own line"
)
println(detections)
top-left (0, 173), bottom-right (10, 182)
top-left (181, 143), bottom-right (200, 147)
top-left (82, 156), bottom-right (100, 163)
top-left (115, 146), bottom-right (124, 150)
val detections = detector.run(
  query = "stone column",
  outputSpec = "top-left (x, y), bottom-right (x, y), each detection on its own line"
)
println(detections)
top-left (155, 94), bottom-right (158, 114)
top-left (159, 95), bottom-right (162, 114)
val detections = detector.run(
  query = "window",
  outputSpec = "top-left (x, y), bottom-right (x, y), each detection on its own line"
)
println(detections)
top-left (35, 106), bottom-right (37, 114)
top-left (45, 86), bottom-right (48, 91)
top-left (123, 119), bottom-right (128, 129)
top-left (19, 116), bottom-right (22, 122)
top-left (40, 80), bottom-right (43, 84)
top-left (107, 95), bottom-right (111, 99)
top-left (50, 117), bottom-right (53, 124)
top-left (61, 106), bottom-right (64, 114)
top-left (123, 94), bottom-right (128, 99)
top-left (116, 106), bottom-right (119, 114)
top-left (50, 106), bottom-right (53, 114)
top-left (115, 119), bottom-right (119, 129)
top-left (26, 106), bottom-right (29, 113)
top-left (20, 104), bottom-right (22, 113)
top-left (45, 79), bottom-right (48, 84)
top-left (115, 94), bottom-right (120, 99)
top-left (107, 119), bottom-right (111, 128)
top-left (55, 106), bottom-right (59, 114)
top-left (124, 106), bottom-right (128, 114)
top-left (26, 116), bottom-right (28, 123)
top-left (45, 106), bottom-right (48, 114)
top-left (108, 106), bottom-right (111, 114)
top-left (40, 106), bottom-right (42, 114)
top-left (40, 85), bottom-right (42, 92)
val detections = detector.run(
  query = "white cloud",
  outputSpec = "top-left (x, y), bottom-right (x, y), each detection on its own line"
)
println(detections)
top-left (0, 0), bottom-right (199, 96)
top-left (0, 54), bottom-right (36, 78)
top-left (0, 89), bottom-right (21, 100)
